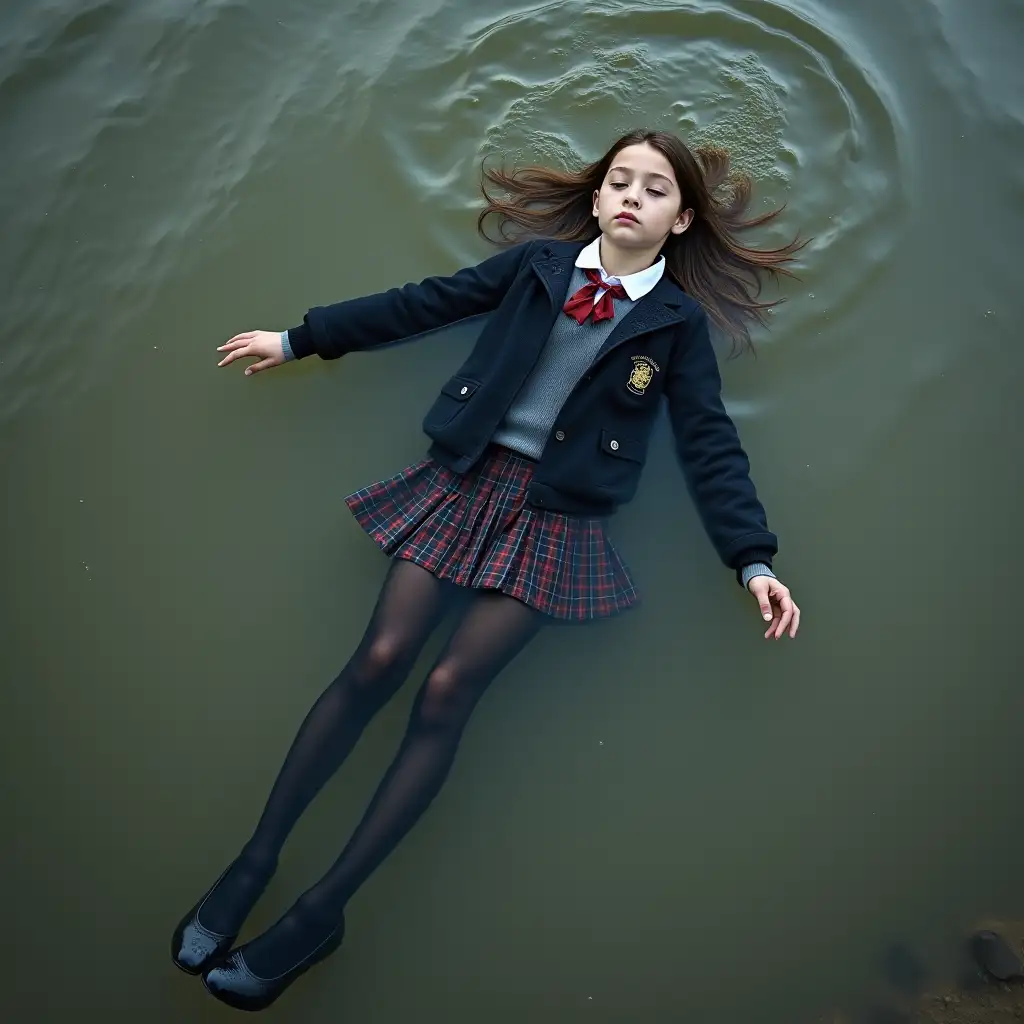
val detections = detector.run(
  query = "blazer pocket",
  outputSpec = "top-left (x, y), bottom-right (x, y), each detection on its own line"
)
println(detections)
top-left (424, 375), bottom-right (480, 430)
top-left (599, 429), bottom-right (644, 463)
top-left (439, 375), bottom-right (480, 401)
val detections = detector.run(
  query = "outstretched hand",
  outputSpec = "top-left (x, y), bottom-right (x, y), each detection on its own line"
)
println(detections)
top-left (217, 331), bottom-right (287, 376)
top-left (748, 576), bottom-right (800, 640)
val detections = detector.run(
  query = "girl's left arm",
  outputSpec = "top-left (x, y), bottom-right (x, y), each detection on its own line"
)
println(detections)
top-left (665, 309), bottom-right (800, 638)
top-left (286, 240), bottom-right (540, 361)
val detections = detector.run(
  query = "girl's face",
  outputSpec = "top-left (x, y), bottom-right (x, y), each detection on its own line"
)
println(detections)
top-left (592, 143), bottom-right (694, 250)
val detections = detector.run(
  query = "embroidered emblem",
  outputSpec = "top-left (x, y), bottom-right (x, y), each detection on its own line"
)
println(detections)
top-left (627, 355), bottom-right (660, 395)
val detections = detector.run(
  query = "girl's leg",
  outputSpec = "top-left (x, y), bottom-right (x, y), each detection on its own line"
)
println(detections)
top-left (197, 558), bottom-right (458, 935)
top-left (234, 589), bottom-right (545, 976)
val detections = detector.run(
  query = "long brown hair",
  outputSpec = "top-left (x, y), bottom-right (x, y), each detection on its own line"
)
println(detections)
top-left (477, 129), bottom-right (804, 354)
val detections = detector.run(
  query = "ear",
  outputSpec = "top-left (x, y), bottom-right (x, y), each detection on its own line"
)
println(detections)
top-left (671, 208), bottom-right (695, 235)
top-left (592, 188), bottom-right (600, 219)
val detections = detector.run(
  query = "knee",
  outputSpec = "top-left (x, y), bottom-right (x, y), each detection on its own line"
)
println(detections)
top-left (416, 662), bottom-right (474, 730)
top-left (364, 634), bottom-right (408, 677)
top-left (347, 634), bottom-right (413, 698)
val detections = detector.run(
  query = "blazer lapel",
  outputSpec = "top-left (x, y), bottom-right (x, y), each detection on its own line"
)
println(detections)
top-left (529, 242), bottom-right (692, 359)
top-left (529, 240), bottom-right (585, 307)
top-left (592, 274), bottom-right (690, 361)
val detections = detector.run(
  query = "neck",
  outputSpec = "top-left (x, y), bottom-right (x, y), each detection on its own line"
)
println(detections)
top-left (598, 234), bottom-right (662, 278)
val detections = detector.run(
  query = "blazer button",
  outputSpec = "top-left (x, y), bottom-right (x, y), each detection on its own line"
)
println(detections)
top-left (554, 430), bottom-right (565, 441)
top-left (609, 439), bottom-right (619, 451)
top-left (460, 386), bottom-right (469, 395)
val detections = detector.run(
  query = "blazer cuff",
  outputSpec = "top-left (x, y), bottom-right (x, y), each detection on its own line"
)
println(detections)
top-left (285, 322), bottom-right (315, 360)
top-left (733, 550), bottom-right (774, 587)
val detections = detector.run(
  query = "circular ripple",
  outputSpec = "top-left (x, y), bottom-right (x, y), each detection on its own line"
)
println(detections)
top-left (374, 0), bottom-right (906, 340)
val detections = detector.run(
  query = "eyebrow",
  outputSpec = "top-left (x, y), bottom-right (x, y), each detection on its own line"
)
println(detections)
top-left (608, 165), bottom-right (676, 187)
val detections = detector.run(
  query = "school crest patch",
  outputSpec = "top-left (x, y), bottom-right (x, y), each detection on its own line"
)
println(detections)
top-left (627, 355), bottom-right (660, 395)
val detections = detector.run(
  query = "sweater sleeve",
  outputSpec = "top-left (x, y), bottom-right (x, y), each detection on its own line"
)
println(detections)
top-left (665, 308), bottom-right (778, 581)
top-left (280, 330), bottom-right (295, 362)
top-left (740, 562), bottom-right (777, 589)
top-left (286, 240), bottom-right (539, 361)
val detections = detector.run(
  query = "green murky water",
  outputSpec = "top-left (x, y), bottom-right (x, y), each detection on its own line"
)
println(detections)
top-left (1, 0), bottom-right (1022, 1020)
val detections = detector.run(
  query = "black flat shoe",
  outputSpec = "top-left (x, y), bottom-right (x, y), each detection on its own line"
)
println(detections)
top-left (202, 913), bottom-right (345, 1012)
top-left (170, 865), bottom-right (240, 975)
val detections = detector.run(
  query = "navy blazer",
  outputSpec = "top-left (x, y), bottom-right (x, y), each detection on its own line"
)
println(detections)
top-left (287, 239), bottom-right (778, 576)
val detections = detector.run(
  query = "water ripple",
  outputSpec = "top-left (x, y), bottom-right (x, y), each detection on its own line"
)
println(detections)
top-left (377, 0), bottom-right (907, 342)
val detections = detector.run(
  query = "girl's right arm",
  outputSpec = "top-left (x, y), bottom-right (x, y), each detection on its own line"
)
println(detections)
top-left (219, 240), bottom-right (538, 375)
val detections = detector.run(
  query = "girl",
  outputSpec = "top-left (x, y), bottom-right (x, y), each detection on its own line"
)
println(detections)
top-left (172, 128), bottom-right (802, 1011)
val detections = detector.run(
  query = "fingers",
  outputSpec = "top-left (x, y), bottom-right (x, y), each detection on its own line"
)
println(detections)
top-left (244, 358), bottom-right (276, 376)
top-left (748, 579), bottom-right (774, 622)
top-left (219, 332), bottom-right (257, 350)
top-left (772, 594), bottom-right (794, 640)
top-left (216, 333), bottom-right (261, 366)
top-left (788, 604), bottom-right (801, 639)
top-left (217, 346), bottom-right (248, 367)
top-left (217, 338), bottom-right (253, 367)
top-left (756, 581), bottom-right (801, 640)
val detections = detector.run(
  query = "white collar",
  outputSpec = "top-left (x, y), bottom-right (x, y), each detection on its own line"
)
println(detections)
top-left (575, 235), bottom-right (665, 301)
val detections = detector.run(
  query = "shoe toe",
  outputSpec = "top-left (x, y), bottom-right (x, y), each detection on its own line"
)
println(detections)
top-left (203, 953), bottom-right (269, 1006)
top-left (170, 863), bottom-right (242, 975)
top-left (201, 916), bottom-right (346, 1010)
top-left (172, 918), bottom-right (232, 974)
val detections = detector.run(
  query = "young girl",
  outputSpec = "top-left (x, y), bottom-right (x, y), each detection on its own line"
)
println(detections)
top-left (172, 128), bottom-right (802, 1011)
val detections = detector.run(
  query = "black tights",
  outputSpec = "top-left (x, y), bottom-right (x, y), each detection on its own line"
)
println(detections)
top-left (199, 559), bottom-right (543, 974)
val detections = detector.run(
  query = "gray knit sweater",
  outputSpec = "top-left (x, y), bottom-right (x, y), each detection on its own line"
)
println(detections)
top-left (491, 266), bottom-right (636, 459)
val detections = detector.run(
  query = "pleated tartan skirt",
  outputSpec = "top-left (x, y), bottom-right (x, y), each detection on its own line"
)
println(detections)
top-left (344, 444), bottom-right (639, 621)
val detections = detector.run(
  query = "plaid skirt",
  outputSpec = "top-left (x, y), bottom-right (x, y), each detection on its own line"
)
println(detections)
top-left (344, 444), bottom-right (639, 621)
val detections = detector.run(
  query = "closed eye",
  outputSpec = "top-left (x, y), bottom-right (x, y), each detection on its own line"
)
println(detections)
top-left (610, 182), bottom-right (667, 197)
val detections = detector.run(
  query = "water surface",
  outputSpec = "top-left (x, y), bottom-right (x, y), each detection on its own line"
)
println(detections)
top-left (1, 0), bottom-right (1022, 1020)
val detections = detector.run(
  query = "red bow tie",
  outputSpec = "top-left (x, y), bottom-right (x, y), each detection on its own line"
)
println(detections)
top-left (562, 268), bottom-right (628, 324)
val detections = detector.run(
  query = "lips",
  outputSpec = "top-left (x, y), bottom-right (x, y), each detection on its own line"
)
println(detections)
top-left (614, 212), bottom-right (639, 224)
